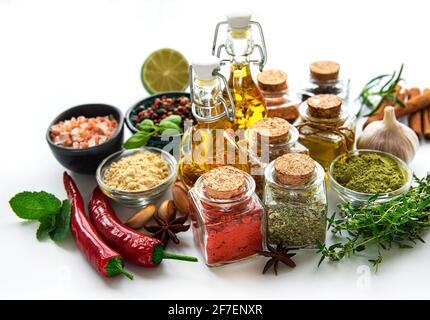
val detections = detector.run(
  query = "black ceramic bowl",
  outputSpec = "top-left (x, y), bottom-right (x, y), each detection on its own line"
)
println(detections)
top-left (125, 92), bottom-right (193, 150)
top-left (46, 104), bottom-right (124, 174)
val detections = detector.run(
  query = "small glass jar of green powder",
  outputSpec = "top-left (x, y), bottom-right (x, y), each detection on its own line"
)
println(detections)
top-left (328, 149), bottom-right (412, 206)
top-left (263, 153), bottom-right (327, 249)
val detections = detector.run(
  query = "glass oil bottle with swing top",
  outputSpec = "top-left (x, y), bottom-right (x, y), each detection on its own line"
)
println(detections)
top-left (178, 58), bottom-right (249, 189)
top-left (212, 10), bottom-right (268, 130)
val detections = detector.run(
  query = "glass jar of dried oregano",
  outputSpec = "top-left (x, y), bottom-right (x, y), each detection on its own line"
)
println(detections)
top-left (263, 153), bottom-right (327, 248)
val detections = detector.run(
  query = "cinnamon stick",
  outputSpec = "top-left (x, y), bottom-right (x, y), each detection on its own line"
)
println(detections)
top-left (363, 85), bottom-right (404, 128)
top-left (395, 91), bottom-right (430, 117)
top-left (423, 88), bottom-right (430, 139)
top-left (366, 90), bottom-right (430, 125)
top-left (407, 88), bottom-right (422, 137)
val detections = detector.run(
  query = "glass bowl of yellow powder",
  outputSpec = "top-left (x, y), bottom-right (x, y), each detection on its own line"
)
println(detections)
top-left (328, 149), bottom-right (412, 207)
top-left (96, 147), bottom-right (177, 207)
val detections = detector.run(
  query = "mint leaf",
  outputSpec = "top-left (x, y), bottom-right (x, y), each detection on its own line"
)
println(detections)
top-left (50, 200), bottom-right (71, 242)
top-left (9, 191), bottom-right (62, 220)
top-left (162, 115), bottom-right (182, 126)
top-left (36, 216), bottom-right (56, 240)
top-left (123, 131), bottom-right (152, 149)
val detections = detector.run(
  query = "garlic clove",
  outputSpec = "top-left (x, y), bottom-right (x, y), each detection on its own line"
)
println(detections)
top-left (357, 106), bottom-right (419, 163)
top-left (157, 200), bottom-right (176, 222)
top-left (172, 181), bottom-right (190, 214)
top-left (125, 204), bottom-right (157, 229)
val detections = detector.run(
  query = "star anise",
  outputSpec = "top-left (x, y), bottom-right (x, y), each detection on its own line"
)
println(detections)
top-left (144, 211), bottom-right (190, 247)
top-left (255, 243), bottom-right (297, 275)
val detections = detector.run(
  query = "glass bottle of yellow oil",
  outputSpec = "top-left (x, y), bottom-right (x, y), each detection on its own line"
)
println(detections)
top-left (212, 10), bottom-right (268, 130)
top-left (178, 58), bottom-right (249, 189)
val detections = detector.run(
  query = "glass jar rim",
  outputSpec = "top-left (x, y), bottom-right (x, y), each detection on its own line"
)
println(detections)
top-left (308, 73), bottom-right (350, 83)
top-left (298, 100), bottom-right (350, 124)
top-left (96, 147), bottom-right (177, 196)
top-left (245, 124), bottom-right (300, 150)
top-left (264, 158), bottom-right (325, 190)
top-left (192, 170), bottom-right (256, 204)
top-left (309, 75), bottom-right (340, 84)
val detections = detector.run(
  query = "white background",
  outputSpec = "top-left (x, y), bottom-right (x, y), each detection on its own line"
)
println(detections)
top-left (1, 0), bottom-right (430, 300)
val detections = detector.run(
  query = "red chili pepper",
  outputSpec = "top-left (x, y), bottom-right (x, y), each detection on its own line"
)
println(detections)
top-left (89, 187), bottom-right (198, 267)
top-left (63, 172), bottom-right (133, 279)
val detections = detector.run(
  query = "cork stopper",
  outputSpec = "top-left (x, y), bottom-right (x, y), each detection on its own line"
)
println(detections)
top-left (250, 117), bottom-right (290, 144)
top-left (274, 153), bottom-right (316, 186)
top-left (310, 61), bottom-right (340, 81)
top-left (257, 70), bottom-right (288, 92)
top-left (202, 166), bottom-right (246, 199)
top-left (307, 94), bottom-right (342, 119)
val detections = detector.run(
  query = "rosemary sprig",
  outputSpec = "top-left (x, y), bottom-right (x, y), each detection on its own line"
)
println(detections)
top-left (317, 174), bottom-right (430, 271)
top-left (356, 64), bottom-right (405, 117)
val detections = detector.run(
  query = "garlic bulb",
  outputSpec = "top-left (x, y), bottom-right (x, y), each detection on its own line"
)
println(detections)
top-left (357, 106), bottom-right (419, 163)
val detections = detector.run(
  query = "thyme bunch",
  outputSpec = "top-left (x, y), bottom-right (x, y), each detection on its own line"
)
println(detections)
top-left (356, 64), bottom-right (405, 117)
top-left (317, 174), bottom-right (430, 271)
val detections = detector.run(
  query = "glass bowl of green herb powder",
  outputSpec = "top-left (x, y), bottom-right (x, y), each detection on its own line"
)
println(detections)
top-left (328, 149), bottom-right (412, 206)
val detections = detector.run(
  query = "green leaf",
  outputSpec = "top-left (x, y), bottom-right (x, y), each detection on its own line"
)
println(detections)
top-left (327, 212), bottom-right (337, 229)
top-left (36, 216), bottom-right (56, 240)
top-left (137, 119), bottom-right (155, 132)
top-left (320, 173), bottom-right (430, 271)
top-left (328, 243), bottom-right (342, 250)
top-left (162, 115), bottom-right (182, 126)
top-left (9, 191), bottom-right (62, 220)
top-left (49, 200), bottom-right (71, 242)
top-left (398, 243), bottom-right (413, 249)
top-left (317, 255), bottom-right (326, 267)
top-left (379, 71), bottom-right (396, 93)
top-left (161, 128), bottom-right (180, 136)
top-left (363, 74), bottom-right (390, 88)
top-left (355, 245), bottom-right (366, 252)
top-left (395, 97), bottom-right (406, 108)
top-left (138, 124), bottom-right (155, 132)
top-left (158, 121), bottom-right (181, 133)
top-left (140, 119), bottom-right (154, 127)
top-left (363, 96), bottom-right (386, 117)
top-left (123, 131), bottom-right (152, 149)
top-left (393, 63), bottom-right (404, 86)
top-left (358, 64), bottom-right (405, 117)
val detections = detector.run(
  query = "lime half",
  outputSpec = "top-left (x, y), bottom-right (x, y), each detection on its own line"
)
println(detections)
top-left (141, 48), bottom-right (189, 94)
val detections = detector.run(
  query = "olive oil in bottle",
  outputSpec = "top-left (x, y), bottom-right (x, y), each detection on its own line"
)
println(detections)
top-left (212, 10), bottom-right (268, 130)
top-left (178, 58), bottom-right (249, 189)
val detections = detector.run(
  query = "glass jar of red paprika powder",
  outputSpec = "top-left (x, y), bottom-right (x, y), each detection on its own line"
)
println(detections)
top-left (189, 166), bottom-right (264, 266)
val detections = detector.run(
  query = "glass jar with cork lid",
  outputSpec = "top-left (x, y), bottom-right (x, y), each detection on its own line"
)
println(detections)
top-left (257, 70), bottom-right (300, 123)
top-left (189, 166), bottom-right (264, 266)
top-left (239, 117), bottom-right (308, 198)
top-left (263, 153), bottom-right (327, 249)
top-left (296, 94), bottom-right (356, 170)
top-left (300, 60), bottom-right (350, 102)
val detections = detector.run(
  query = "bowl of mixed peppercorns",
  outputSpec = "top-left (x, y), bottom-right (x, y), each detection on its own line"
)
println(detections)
top-left (125, 92), bottom-right (195, 149)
